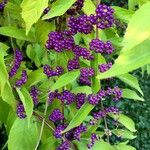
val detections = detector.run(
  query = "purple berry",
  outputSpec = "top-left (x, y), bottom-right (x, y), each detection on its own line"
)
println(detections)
top-left (67, 0), bottom-right (84, 15)
top-left (48, 91), bottom-right (60, 104)
top-left (95, 4), bottom-right (114, 29)
top-left (87, 134), bottom-right (100, 149)
top-left (79, 68), bottom-right (94, 85)
top-left (88, 94), bottom-right (100, 105)
top-left (16, 103), bottom-right (26, 119)
top-left (74, 124), bottom-right (87, 141)
top-left (68, 15), bottom-right (94, 35)
top-left (30, 86), bottom-right (39, 106)
top-left (67, 57), bottom-right (80, 71)
top-left (43, 7), bottom-right (50, 14)
top-left (57, 141), bottom-right (70, 150)
top-left (99, 62), bottom-right (112, 73)
top-left (93, 110), bottom-right (106, 120)
top-left (105, 106), bottom-right (120, 114)
top-left (76, 93), bottom-right (86, 109)
top-left (0, 0), bottom-right (7, 11)
top-left (49, 109), bottom-right (64, 123)
top-left (73, 45), bottom-right (94, 60)
top-left (43, 64), bottom-right (64, 78)
top-left (9, 49), bottom-right (23, 78)
top-left (54, 124), bottom-right (67, 139)
top-left (46, 31), bottom-right (74, 52)
top-left (15, 70), bottom-right (27, 87)
top-left (59, 90), bottom-right (75, 105)
top-left (106, 86), bottom-right (122, 101)
top-left (89, 39), bottom-right (114, 54)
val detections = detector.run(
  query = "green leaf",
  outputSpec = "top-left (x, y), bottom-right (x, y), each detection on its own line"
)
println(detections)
top-left (128, 0), bottom-right (139, 10)
top-left (97, 39), bottom-right (150, 80)
top-left (118, 73), bottom-right (143, 95)
top-left (123, 2), bottom-right (150, 51)
top-left (26, 68), bottom-right (46, 86)
top-left (35, 20), bottom-right (55, 45)
top-left (6, 110), bottom-right (17, 134)
top-left (75, 141), bottom-right (88, 150)
top-left (71, 86), bottom-right (92, 95)
top-left (26, 44), bottom-right (36, 61)
top-left (112, 129), bottom-right (137, 140)
top-left (0, 99), bottom-right (10, 123)
top-left (16, 87), bottom-right (34, 124)
top-left (112, 6), bottom-right (134, 23)
top-left (82, 0), bottom-right (96, 15)
top-left (122, 89), bottom-right (144, 101)
top-left (42, 0), bottom-right (76, 20)
top-left (5, 2), bottom-right (22, 20)
top-left (110, 114), bottom-right (136, 132)
top-left (0, 42), bottom-right (9, 56)
top-left (0, 26), bottom-right (35, 41)
top-left (1, 82), bottom-right (16, 110)
top-left (0, 49), bottom-right (16, 110)
top-left (21, 0), bottom-right (48, 34)
top-left (8, 117), bottom-right (39, 150)
top-left (97, 3), bottom-right (150, 79)
top-left (116, 143), bottom-right (136, 150)
top-left (138, 0), bottom-right (150, 7)
top-left (51, 70), bottom-right (80, 91)
top-left (62, 103), bottom-right (93, 133)
top-left (39, 136), bottom-right (56, 150)
top-left (93, 140), bottom-right (115, 150)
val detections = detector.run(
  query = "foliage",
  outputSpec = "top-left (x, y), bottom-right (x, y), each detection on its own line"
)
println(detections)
top-left (0, 0), bottom-right (150, 150)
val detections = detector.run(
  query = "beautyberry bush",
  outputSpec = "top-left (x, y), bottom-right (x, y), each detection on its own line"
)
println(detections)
top-left (0, 0), bottom-right (150, 150)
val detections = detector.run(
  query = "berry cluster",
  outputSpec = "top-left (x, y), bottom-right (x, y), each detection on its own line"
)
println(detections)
top-left (93, 106), bottom-right (120, 120)
top-left (79, 68), bottom-right (94, 85)
top-left (58, 90), bottom-right (76, 105)
top-left (89, 39), bottom-right (114, 54)
top-left (16, 103), bottom-right (26, 119)
top-left (95, 4), bottom-right (114, 29)
top-left (43, 64), bottom-right (64, 78)
top-left (43, 3), bottom-right (121, 149)
top-left (57, 141), bottom-right (70, 150)
top-left (87, 134), bottom-right (100, 149)
top-left (106, 86), bottom-right (122, 101)
top-left (67, 4), bottom-right (114, 35)
top-left (0, 0), bottom-right (7, 11)
top-left (88, 89), bottom-right (106, 105)
top-left (68, 15), bottom-right (94, 35)
top-left (9, 49), bottom-right (23, 78)
top-left (30, 86), bottom-right (39, 106)
top-left (54, 123), bottom-right (87, 143)
top-left (75, 93), bottom-right (86, 109)
top-left (48, 90), bottom-right (60, 104)
top-left (73, 124), bottom-right (87, 141)
top-left (49, 109), bottom-right (64, 123)
top-left (99, 62), bottom-right (112, 73)
top-left (73, 45), bottom-right (94, 60)
top-left (54, 124), bottom-right (67, 139)
top-left (67, 0), bottom-right (84, 15)
top-left (46, 31), bottom-right (74, 52)
top-left (15, 70), bottom-right (27, 87)
top-left (67, 57), bottom-right (80, 71)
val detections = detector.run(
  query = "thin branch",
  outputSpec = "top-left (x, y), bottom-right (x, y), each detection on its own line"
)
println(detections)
top-left (34, 101), bottom-right (49, 150)
top-left (1, 141), bottom-right (8, 150)
top-left (33, 111), bottom-right (54, 131)
top-left (101, 100), bottom-right (110, 143)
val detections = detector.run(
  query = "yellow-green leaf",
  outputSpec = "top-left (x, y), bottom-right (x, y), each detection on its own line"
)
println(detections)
top-left (42, 0), bottom-right (76, 20)
top-left (21, 0), bottom-right (48, 34)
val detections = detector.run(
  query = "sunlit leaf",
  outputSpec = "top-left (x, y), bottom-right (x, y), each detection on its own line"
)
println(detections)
top-left (21, 0), bottom-right (48, 34)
